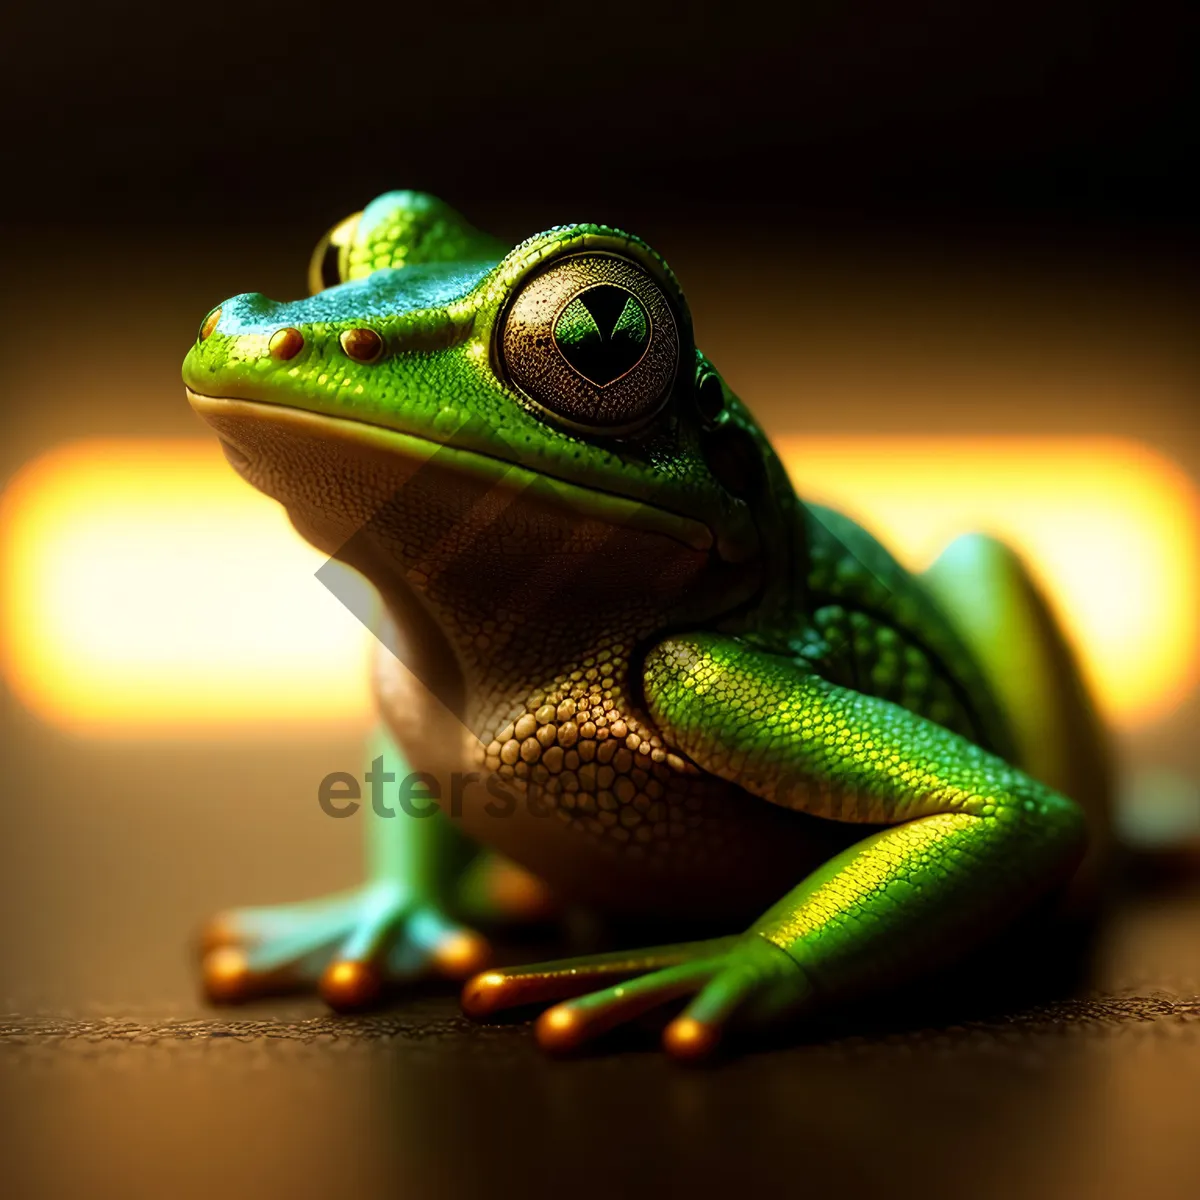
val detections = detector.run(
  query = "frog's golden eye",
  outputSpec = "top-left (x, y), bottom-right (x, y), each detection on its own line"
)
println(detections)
top-left (307, 212), bottom-right (362, 295)
top-left (197, 306), bottom-right (221, 342)
top-left (500, 255), bottom-right (679, 432)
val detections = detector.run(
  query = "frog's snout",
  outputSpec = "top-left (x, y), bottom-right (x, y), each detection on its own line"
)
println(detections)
top-left (192, 291), bottom-right (304, 360)
top-left (183, 291), bottom-right (294, 394)
top-left (192, 291), bottom-right (279, 343)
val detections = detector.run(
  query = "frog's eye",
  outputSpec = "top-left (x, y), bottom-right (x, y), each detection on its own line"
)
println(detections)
top-left (500, 254), bottom-right (679, 432)
top-left (307, 212), bottom-right (362, 295)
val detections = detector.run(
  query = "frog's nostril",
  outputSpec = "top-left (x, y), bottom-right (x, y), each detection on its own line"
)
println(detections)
top-left (198, 306), bottom-right (222, 342)
top-left (268, 327), bottom-right (305, 361)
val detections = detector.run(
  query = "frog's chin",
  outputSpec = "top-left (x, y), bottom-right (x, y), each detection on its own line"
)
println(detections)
top-left (186, 389), bottom-right (715, 558)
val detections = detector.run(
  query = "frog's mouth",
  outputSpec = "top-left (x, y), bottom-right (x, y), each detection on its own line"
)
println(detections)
top-left (186, 389), bottom-right (714, 555)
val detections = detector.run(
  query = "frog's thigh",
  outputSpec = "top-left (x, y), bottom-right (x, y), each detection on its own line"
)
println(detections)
top-left (921, 534), bottom-right (1111, 814)
top-left (922, 534), bottom-right (1112, 904)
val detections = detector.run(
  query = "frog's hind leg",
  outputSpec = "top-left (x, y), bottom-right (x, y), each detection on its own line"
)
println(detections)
top-left (921, 533), bottom-right (1114, 904)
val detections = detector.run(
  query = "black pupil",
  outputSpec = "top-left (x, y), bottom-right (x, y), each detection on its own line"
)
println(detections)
top-left (553, 284), bottom-right (650, 387)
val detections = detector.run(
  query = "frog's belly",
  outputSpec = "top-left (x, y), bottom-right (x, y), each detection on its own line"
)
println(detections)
top-left (457, 767), bottom-right (862, 922)
top-left (374, 647), bottom-right (863, 921)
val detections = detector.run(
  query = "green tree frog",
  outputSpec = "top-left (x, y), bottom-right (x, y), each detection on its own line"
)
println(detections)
top-left (182, 192), bottom-right (1110, 1059)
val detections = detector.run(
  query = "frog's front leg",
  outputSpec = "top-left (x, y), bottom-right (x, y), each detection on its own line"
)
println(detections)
top-left (466, 633), bottom-right (1086, 1058)
top-left (201, 725), bottom-right (554, 1010)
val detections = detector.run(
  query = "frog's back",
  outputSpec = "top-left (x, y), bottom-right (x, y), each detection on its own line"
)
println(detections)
top-left (779, 502), bottom-right (1019, 763)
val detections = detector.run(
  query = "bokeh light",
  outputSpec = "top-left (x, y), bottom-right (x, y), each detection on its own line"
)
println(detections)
top-left (0, 439), bottom-right (373, 735)
top-left (1, 435), bottom-right (1196, 735)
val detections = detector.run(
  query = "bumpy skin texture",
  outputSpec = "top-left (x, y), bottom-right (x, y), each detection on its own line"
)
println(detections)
top-left (184, 192), bottom-right (1106, 1058)
top-left (644, 637), bottom-right (1084, 998)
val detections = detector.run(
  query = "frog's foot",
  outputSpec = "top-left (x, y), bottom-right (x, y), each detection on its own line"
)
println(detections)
top-left (200, 883), bottom-right (492, 1011)
top-left (463, 933), bottom-right (809, 1060)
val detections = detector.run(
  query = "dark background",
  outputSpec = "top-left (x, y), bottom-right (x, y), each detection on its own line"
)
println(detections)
top-left (2, 4), bottom-right (1200, 1199)
top-left (2, 0), bottom-right (1197, 246)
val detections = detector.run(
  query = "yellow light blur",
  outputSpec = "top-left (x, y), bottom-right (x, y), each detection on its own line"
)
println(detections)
top-left (0, 439), bottom-right (373, 735)
top-left (776, 435), bottom-right (1200, 727)
top-left (0, 436), bottom-right (1196, 736)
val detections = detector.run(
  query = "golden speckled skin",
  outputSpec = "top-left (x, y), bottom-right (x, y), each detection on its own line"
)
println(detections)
top-left (466, 639), bottom-right (835, 919)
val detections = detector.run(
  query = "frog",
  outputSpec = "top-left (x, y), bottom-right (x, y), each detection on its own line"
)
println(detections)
top-left (182, 191), bottom-right (1111, 1059)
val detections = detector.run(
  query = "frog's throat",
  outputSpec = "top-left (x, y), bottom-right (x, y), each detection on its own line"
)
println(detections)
top-left (185, 390), bottom-right (713, 553)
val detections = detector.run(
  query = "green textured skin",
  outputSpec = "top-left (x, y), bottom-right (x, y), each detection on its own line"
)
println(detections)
top-left (643, 635), bottom-right (1085, 1004)
top-left (183, 192), bottom-right (1104, 1053)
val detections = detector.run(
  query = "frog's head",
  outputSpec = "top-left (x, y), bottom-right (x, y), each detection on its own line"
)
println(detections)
top-left (183, 192), bottom-right (798, 676)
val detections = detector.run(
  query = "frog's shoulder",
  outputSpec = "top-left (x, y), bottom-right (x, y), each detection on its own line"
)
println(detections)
top-left (789, 501), bottom-right (1016, 757)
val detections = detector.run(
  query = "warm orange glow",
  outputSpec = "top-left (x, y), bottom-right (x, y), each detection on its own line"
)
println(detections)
top-left (0, 436), bottom-right (1196, 736)
top-left (777, 435), bottom-right (1200, 726)
top-left (0, 439), bottom-right (373, 735)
